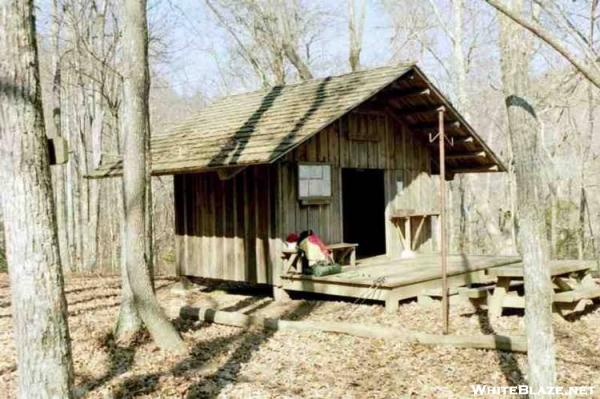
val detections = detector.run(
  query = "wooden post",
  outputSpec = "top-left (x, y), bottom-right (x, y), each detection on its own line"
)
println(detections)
top-left (438, 107), bottom-right (449, 334)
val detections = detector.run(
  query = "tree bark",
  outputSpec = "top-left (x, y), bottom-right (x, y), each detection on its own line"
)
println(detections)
top-left (550, 191), bottom-right (559, 258)
top-left (0, 1), bottom-right (74, 397)
top-left (451, 0), bottom-right (470, 253)
top-left (278, 2), bottom-right (313, 81)
top-left (145, 116), bottom-right (155, 286)
top-left (348, 0), bottom-right (366, 72)
top-left (121, 0), bottom-right (185, 353)
top-left (113, 97), bottom-right (142, 340)
top-left (498, 0), bottom-right (556, 394)
top-left (115, 177), bottom-right (142, 340)
top-left (50, 0), bottom-right (71, 272)
top-left (282, 42), bottom-right (313, 81)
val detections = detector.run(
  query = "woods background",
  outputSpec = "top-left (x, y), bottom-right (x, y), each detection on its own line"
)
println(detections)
top-left (1, 0), bottom-right (598, 275)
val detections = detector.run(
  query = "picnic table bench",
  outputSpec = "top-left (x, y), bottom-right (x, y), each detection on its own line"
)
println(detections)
top-left (482, 260), bottom-right (600, 317)
top-left (282, 242), bottom-right (358, 274)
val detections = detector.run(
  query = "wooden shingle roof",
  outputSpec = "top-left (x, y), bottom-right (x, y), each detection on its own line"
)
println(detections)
top-left (90, 64), bottom-right (505, 177)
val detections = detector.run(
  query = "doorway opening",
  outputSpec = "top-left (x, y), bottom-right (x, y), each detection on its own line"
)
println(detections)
top-left (342, 168), bottom-right (386, 258)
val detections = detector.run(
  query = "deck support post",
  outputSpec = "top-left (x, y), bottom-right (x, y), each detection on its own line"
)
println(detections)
top-left (385, 294), bottom-right (399, 313)
top-left (273, 285), bottom-right (292, 302)
top-left (438, 107), bottom-right (450, 334)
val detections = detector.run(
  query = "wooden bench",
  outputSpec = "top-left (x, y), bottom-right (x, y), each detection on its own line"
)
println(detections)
top-left (281, 242), bottom-right (358, 274)
top-left (327, 243), bottom-right (358, 267)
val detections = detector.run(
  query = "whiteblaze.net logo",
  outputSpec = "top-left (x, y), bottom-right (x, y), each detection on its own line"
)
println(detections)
top-left (471, 384), bottom-right (595, 396)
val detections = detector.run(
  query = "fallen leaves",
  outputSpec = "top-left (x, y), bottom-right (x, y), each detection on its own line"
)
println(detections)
top-left (0, 273), bottom-right (598, 398)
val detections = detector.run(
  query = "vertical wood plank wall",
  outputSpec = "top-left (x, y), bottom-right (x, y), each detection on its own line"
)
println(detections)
top-left (279, 109), bottom-right (436, 261)
top-left (174, 165), bottom-right (280, 284)
top-left (175, 107), bottom-right (437, 283)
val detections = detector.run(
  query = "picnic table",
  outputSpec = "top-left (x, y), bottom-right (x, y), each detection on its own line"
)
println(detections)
top-left (486, 261), bottom-right (600, 317)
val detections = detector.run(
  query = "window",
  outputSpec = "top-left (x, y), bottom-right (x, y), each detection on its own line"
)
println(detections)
top-left (298, 163), bottom-right (331, 203)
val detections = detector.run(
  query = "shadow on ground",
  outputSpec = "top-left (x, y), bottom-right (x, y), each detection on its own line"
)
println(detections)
top-left (75, 332), bottom-right (148, 398)
top-left (108, 296), bottom-right (320, 399)
top-left (461, 305), bottom-right (526, 388)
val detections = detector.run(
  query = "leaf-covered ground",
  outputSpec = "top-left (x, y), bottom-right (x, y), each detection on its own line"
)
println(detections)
top-left (0, 273), bottom-right (598, 398)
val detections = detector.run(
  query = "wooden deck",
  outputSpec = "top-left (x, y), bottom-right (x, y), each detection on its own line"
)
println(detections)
top-left (280, 254), bottom-right (521, 312)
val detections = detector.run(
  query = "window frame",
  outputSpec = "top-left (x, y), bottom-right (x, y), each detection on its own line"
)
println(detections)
top-left (297, 162), bottom-right (332, 205)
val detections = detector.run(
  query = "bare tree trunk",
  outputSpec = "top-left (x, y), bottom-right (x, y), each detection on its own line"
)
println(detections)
top-left (146, 117), bottom-right (155, 285)
top-left (282, 43), bottom-right (312, 80)
top-left (576, 187), bottom-right (585, 260)
top-left (578, 3), bottom-right (598, 263)
top-left (348, 0), bottom-right (366, 72)
top-left (50, 0), bottom-right (70, 272)
top-left (65, 69), bottom-right (78, 271)
top-left (115, 183), bottom-right (142, 340)
top-left (204, 0), bottom-right (271, 87)
top-left (85, 4), bottom-right (107, 273)
top-left (550, 190), bottom-right (559, 258)
top-left (113, 102), bottom-right (142, 340)
top-left (0, 1), bottom-right (74, 397)
top-left (452, 0), bottom-right (467, 113)
top-left (278, 2), bottom-right (313, 81)
top-left (498, 0), bottom-right (556, 394)
top-left (74, 54), bottom-right (90, 271)
top-left (449, 0), bottom-right (470, 253)
top-left (121, 0), bottom-right (185, 353)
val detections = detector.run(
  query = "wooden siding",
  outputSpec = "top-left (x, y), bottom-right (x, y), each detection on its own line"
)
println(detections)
top-left (175, 106), bottom-right (438, 283)
top-left (174, 165), bottom-right (280, 284)
top-left (279, 108), bottom-right (437, 259)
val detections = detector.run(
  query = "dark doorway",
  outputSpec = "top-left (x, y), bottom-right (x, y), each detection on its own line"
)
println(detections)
top-left (342, 169), bottom-right (386, 258)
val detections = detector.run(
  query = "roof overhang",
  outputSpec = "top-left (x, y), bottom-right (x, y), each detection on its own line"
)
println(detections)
top-left (363, 66), bottom-right (507, 177)
top-left (87, 64), bottom-right (505, 179)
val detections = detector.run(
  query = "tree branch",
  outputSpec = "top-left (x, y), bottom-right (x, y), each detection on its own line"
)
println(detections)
top-left (427, 0), bottom-right (455, 44)
top-left (483, 0), bottom-right (600, 90)
top-left (204, 0), bottom-right (270, 88)
top-left (278, 1), bottom-right (313, 80)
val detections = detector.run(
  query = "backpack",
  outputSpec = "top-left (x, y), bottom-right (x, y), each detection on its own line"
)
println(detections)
top-left (297, 230), bottom-right (333, 269)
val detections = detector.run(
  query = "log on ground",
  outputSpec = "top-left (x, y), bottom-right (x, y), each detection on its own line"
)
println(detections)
top-left (179, 306), bottom-right (527, 353)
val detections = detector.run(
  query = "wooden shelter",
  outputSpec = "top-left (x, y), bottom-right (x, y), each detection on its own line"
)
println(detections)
top-left (92, 64), bottom-right (511, 308)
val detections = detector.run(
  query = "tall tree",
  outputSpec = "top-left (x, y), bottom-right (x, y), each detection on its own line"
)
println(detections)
top-left (498, 0), bottom-right (556, 393)
top-left (485, 0), bottom-right (600, 89)
top-left (347, 0), bottom-right (366, 72)
top-left (120, 0), bottom-right (186, 353)
top-left (0, 0), bottom-right (74, 397)
top-left (205, 0), bottom-right (315, 86)
top-left (49, 0), bottom-right (71, 272)
top-left (277, 0), bottom-right (313, 80)
top-left (115, 187), bottom-right (142, 340)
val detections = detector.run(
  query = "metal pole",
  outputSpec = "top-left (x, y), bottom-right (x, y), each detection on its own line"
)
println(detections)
top-left (438, 106), bottom-right (449, 334)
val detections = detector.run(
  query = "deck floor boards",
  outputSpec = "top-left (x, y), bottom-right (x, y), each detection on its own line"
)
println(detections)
top-left (281, 254), bottom-right (521, 289)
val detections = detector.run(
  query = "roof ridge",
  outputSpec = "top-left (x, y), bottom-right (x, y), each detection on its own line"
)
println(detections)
top-left (151, 63), bottom-right (416, 140)
top-left (208, 62), bottom-right (417, 104)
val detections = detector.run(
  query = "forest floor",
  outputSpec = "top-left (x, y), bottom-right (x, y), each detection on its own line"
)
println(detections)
top-left (0, 273), bottom-right (599, 398)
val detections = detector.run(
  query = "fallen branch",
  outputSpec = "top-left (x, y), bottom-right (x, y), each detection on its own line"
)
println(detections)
top-left (180, 306), bottom-right (527, 353)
